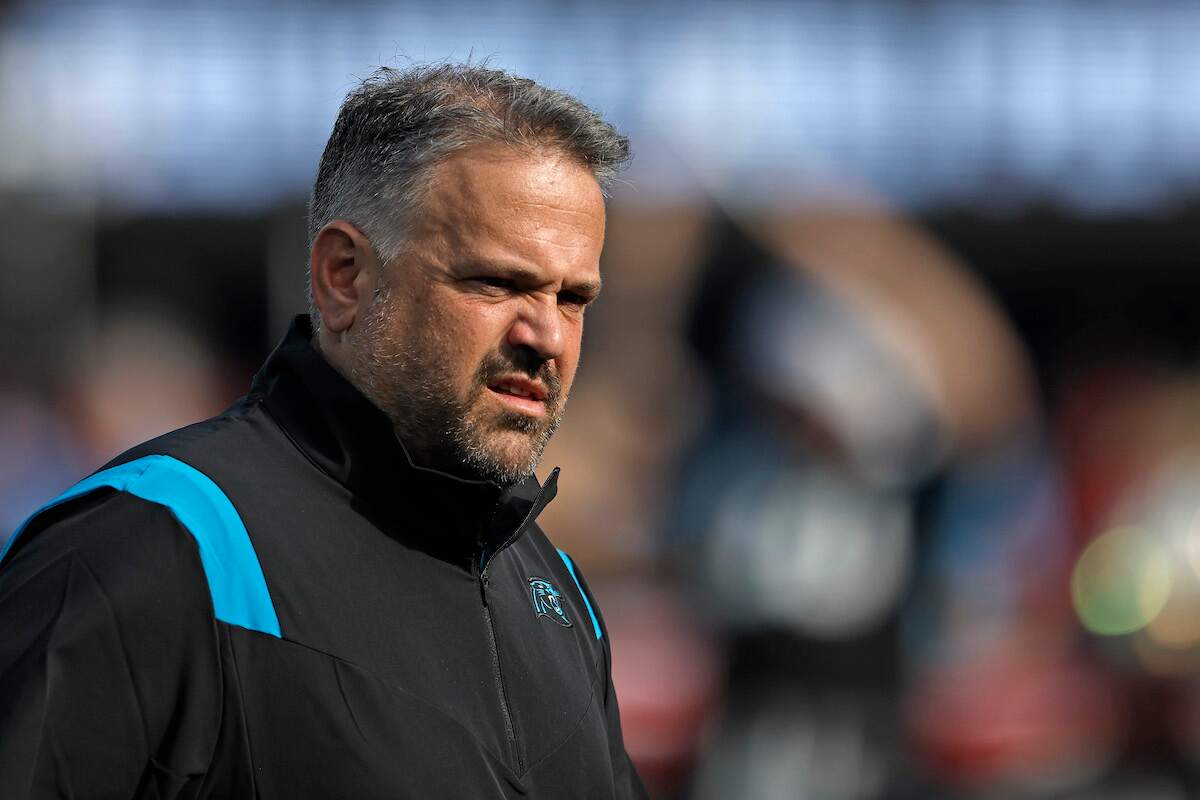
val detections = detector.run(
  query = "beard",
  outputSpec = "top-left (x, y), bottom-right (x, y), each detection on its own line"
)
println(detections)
top-left (344, 282), bottom-right (565, 486)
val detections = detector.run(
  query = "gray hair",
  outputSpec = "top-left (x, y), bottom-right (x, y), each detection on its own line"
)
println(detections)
top-left (307, 62), bottom-right (631, 327)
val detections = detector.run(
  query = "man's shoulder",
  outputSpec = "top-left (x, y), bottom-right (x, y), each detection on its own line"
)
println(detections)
top-left (1, 393), bottom-right (293, 637)
top-left (0, 398), bottom-right (270, 606)
top-left (0, 489), bottom-right (207, 615)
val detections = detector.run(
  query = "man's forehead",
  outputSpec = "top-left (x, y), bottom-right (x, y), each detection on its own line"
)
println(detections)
top-left (414, 144), bottom-right (607, 266)
top-left (428, 144), bottom-right (603, 213)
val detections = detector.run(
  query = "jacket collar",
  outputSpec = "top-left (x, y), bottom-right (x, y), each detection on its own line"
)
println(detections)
top-left (250, 315), bottom-right (557, 571)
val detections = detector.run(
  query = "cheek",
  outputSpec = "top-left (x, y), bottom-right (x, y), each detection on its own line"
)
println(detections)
top-left (426, 300), bottom-right (497, 358)
top-left (557, 328), bottom-right (585, 389)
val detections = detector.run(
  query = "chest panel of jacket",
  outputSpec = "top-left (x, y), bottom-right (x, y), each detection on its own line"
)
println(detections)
top-left (166, 413), bottom-right (612, 794)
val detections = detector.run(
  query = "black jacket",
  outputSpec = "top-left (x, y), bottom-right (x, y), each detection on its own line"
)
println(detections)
top-left (0, 316), bottom-right (647, 799)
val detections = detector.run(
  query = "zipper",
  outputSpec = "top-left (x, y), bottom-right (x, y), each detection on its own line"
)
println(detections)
top-left (473, 467), bottom-right (559, 774)
top-left (478, 569), bottom-right (523, 772)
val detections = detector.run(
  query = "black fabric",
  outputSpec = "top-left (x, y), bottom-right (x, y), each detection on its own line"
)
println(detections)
top-left (0, 316), bottom-right (647, 799)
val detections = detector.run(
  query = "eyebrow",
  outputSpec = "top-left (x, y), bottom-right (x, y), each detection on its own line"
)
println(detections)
top-left (571, 280), bottom-right (603, 298)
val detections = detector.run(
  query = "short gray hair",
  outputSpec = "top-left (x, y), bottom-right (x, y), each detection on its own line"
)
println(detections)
top-left (307, 62), bottom-right (631, 326)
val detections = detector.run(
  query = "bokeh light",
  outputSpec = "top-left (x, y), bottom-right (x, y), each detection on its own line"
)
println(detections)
top-left (1072, 526), bottom-right (1173, 636)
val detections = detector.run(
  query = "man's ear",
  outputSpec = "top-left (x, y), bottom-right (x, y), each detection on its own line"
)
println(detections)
top-left (309, 220), bottom-right (379, 335)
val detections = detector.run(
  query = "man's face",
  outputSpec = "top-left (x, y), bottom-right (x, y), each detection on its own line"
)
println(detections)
top-left (344, 144), bottom-right (607, 485)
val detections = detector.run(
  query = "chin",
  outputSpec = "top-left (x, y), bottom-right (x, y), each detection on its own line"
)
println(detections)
top-left (487, 439), bottom-right (542, 475)
top-left (471, 437), bottom-right (544, 484)
top-left (454, 404), bottom-right (557, 484)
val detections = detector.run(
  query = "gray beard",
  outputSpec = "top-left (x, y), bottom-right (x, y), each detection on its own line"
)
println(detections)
top-left (448, 402), bottom-right (562, 486)
top-left (345, 284), bottom-right (564, 486)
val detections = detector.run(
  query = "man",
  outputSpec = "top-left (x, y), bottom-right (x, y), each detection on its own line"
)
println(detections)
top-left (0, 64), bottom-right (645, 798)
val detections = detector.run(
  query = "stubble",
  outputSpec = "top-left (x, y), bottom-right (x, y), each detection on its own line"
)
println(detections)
top-left (345, 282), bottom-right (564, 486)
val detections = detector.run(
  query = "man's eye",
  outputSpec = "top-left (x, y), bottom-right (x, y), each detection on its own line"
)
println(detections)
top-left (558, 291), bottom-right (590, 309)
top-left (474, 277), bottom-right (514, 290)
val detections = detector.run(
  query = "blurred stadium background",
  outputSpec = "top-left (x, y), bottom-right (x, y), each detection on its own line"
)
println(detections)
top-left (4, 1), bottom-right (1200, 797)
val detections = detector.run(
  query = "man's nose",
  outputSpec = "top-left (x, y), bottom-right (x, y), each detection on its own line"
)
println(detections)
top-left (506, 294), bottom-right (565, 362)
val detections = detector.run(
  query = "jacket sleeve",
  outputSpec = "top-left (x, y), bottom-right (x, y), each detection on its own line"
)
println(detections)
top-left (599, 635), bottom-right (649, 799)
top-left (567, 560), bottom-right (650, 800)
top-left (0, 491), bottom-right (223, 799)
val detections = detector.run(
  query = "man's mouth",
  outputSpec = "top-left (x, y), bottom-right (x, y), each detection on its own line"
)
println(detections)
top-left (486, 376), bottom-right (549, 414)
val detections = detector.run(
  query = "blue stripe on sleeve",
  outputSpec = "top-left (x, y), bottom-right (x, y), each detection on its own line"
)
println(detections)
top-left (2, 454), bottom-right (281, 638)
top-left (556, 548), bottom-right (602, 640)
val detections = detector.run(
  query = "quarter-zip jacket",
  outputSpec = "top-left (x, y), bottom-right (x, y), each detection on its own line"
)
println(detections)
top-left (0, 316), bottom-right (647, 799)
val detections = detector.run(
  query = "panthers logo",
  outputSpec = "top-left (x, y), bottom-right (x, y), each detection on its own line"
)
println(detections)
top-left (528, 577), bottom-right (573, 628)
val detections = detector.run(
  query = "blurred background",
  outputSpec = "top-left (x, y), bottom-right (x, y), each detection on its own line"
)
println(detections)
top-left (4, 1), bottom-right (1200, 797)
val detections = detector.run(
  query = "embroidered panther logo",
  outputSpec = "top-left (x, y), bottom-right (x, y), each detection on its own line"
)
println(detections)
top-left (528, 577), bottom-right (572, 628)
